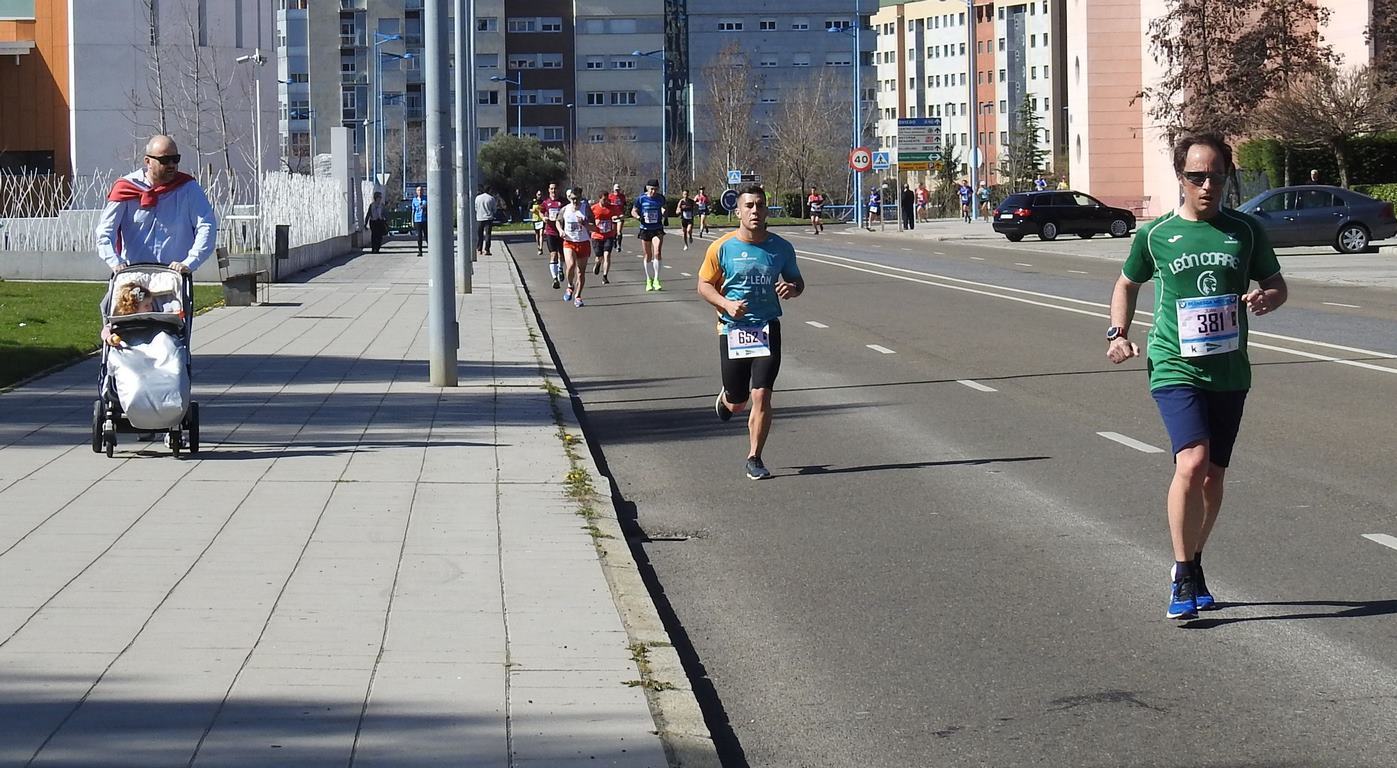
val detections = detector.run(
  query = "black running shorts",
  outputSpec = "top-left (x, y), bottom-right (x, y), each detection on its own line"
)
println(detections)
top-left (639, 228), bottom-right (665, 241)
top-left (718, 319), bottom-right (782, 405)
top-left (544, 234), bottom-right (564, 253)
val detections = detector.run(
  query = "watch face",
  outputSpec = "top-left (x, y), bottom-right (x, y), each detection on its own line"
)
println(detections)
top-left (1107, 326), bottom-right (1122, 341)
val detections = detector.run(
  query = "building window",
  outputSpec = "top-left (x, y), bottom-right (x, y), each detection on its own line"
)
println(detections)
top-left (610, 91), bottom-right (637, 105)
top-left (543, 90), bottom-right (564, 104)
top-left (541, 54), bottom-right (563, 69)
top-left (476, 17), bottom-right (497, 32)
top-left (759, 54), bottom-right (778, 68)
top-left (999, 69), bottom-right (1006, 82)
top-left (825, 53), bottom-right (852, 67)
top-left (759, 92), bottom-right (777, 104)
top-left (792, 17), bottom-right (809, 30)
top-left (507, 18), bottom-right (537, 33)
top-left (583, 19), bottom-right (604, 33)
top-left (1000, 131), bottom-right (1008, 144)
top-left (1031, 66), bottom-right (1038, 79)
top-left (612, 58), bottom-right (636, 69)
top-left (1030, 34), bottom-right (1037, 48)
top-left (998, 37), bottom-right (1005, 51)
top-left (825, 18), bottom-right (851, 31)
top-left (586, 56), bottom-right (604, 70)
top-left (589, 131), bottom-right (606, 143)
top-left (792, 53), bottom-right (810, 67)
top-left (508, 56), bottom-right (535, 69)
top-left (760, 18), bottom-right (776, 31)
top-left (478, 90), bottom-right (499, 105)
top-left (586, 92), bottom-right (605, 105)
top-left (478, 127), bottom-right (499, 142)
top-left (541, 127), bottom-right (564, 141)
top-left (541, 17), bottom-right (562, 32)
top-left (609, 19), bottom-right (637, 33)
top-left (341, 88), bottom-right (356, 120)
top-left (475, 53), bottom-right (498, 69)
top-left (999, 99), bottom-right (1006, 113)
top-left (718, 19), bottom-right (743, 31)
top-left (1043, 65), bottom-right (1050, 78)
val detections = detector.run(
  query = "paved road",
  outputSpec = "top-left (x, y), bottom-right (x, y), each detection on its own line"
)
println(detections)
top-left (511, 226), bottom-right (1397, 768)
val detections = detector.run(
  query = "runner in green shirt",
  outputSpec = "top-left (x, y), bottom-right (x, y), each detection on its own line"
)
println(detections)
top-left (1106, 133), bottom-right (1288, 620)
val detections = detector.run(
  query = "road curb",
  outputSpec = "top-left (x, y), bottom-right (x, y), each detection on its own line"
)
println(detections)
top-left (499, 241), bottom-right (724, 768)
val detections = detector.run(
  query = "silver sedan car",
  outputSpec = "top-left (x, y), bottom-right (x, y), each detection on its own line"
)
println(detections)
top-left (1239, 185), bottom-right (1397, 254)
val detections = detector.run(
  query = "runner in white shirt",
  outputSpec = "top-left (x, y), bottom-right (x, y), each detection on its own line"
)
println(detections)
top-left (560, 187), bottom-right (599, 307)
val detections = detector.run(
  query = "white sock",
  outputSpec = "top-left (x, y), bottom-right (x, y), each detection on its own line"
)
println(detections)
top-left (653, 260), bottom-right (662, 280)
top-left (550, 262), bottom-right (560, 279)
top-left (644, 260), bottom-right (655, 280)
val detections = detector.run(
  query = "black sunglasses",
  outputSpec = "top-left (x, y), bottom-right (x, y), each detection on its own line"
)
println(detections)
top-left (1181, 171), bottom-right (1226, 187)
top-left (147, 154), bottom-right (181, 165)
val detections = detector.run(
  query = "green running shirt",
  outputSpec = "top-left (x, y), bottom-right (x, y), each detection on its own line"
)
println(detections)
top-left (1121, 209), bottom-right (1282, 392)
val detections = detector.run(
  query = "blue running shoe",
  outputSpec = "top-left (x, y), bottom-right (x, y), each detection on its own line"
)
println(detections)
top-left (1167, 576), bottom-right (1198, 620)
top-left (563, 290), bottom-right (573, 302)
top-left (1195, 566), bottom-right (1216, 611)
top-left (744, 456), bottom-right (771, 480)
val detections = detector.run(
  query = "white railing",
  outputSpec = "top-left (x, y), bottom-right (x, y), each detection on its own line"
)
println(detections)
top-left (0, 169), bottom-right (347, 254)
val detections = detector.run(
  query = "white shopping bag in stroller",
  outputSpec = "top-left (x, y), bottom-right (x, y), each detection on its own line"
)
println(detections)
top-left (109, 328), bottom-right (190, 430)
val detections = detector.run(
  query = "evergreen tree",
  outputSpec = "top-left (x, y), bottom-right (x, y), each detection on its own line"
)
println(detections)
top-left (999, 97), bottom-right (1047, 192)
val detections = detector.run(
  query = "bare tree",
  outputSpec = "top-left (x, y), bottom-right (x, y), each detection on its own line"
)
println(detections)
top-left (1252, 65), bottom-right (1397, 187)
top-left (1137, 0), bottom-right (1257, 142)
top-left (570, 129), bottom-right (643, 196)
top-left (701, 42), bottom-right (758, 185)
top-left (125, 0), bottom-right (170, 145)
top-left (768, 69), bottom-right (847, 201)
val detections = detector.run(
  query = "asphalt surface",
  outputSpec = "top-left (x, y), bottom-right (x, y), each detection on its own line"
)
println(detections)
top-left (507, 225), bottom-right (1397, 768)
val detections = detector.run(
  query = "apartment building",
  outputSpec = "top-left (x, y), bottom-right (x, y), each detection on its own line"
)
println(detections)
top-left (871, 0), bottom-right (1065, 186)
top-left (1, 0), bottom-right (273, 184)
top-left (1067, 0), bottom-right (1374, 216)
top-left (685, 2), bottom-right (877, 175)
top-left (573, 1), bottom-right (666, 155)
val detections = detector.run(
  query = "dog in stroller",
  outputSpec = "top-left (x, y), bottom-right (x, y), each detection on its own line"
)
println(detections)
top-left (91, 264), bottom-right (200, 457)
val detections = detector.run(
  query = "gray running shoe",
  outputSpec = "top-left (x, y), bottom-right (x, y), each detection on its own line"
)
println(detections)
top-left (715, 391), bottom-right (733, 422)
top-left (745, 456), bottom-right (770, 480)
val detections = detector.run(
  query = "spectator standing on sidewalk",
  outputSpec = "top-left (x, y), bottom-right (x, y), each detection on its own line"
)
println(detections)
top-left (474, 185), bottom-right (498, 257)
top-left (900, 184), bottom-right (916, 230)
top-left (411, 186), bottom-right (428, 256)
top-left (365, 191), bottom-right (388, 253)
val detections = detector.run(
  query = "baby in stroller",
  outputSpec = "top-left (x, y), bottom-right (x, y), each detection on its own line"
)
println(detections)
top-left (101, 283), bottom-right (157, 346)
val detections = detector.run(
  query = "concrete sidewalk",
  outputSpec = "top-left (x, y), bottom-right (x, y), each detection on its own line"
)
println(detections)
top-left (0, 240), bottom-right (713, 766)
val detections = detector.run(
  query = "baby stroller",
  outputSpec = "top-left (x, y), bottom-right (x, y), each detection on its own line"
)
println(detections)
top-left (91, 264), bottom-right (200, 457)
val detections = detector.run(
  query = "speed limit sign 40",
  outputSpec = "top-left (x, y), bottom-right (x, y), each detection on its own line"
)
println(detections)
top-left (848, 147), bottom-right (873, 172)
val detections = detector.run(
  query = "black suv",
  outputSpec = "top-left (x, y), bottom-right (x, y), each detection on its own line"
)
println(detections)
top-left (992, 190), bottom-right (1136, 242)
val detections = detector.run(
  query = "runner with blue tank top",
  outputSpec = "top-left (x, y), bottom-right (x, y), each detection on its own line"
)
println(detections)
top-left (698, 184), bottom-right (805, 481)
top-left (632, 179), bottom-right (668, 291)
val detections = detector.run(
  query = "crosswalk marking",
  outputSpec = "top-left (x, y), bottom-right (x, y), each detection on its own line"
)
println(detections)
top-left (866, 344), bottom-right (896, 354)
top-left (1097, 431), bottom-right (1165, 454)
top-left (957, 379), bottom-right (997, 392)
top-left (806, 321), bottom-right (829, 329)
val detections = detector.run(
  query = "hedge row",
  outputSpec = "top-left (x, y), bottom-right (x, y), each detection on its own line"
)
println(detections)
top-left (1353, 183), bottom-right (1397, 205)
top-left (1237, 133), bottom-right (1397, 188)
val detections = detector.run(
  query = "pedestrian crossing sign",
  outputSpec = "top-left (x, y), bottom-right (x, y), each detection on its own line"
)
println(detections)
top-left (727, 169), bottom-right (742, 185)
top-left (872, 152), bottom-right (891, 171)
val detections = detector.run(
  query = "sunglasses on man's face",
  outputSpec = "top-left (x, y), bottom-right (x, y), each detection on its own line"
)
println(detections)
top-left (1181, 171), bottom-right (1227, 187)
top-left (147, 154), bottom-right (181, 166)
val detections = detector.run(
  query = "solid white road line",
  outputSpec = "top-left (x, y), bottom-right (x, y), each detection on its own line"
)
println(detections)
top-left (806, 321), bottom-right (829, 329)
top-left (867, 344), bottom-right (896, 354)
top-left (1361, 533), bottom-right (1397, 552)
top-left (792, 248), bottom-right (1397, 377)
top-left (1324, 302), bottom-right (1361, 309)
top-left (1096, 431), bottom-right (1166, 454)
top-left (957, 379), bottom-right (998, 392)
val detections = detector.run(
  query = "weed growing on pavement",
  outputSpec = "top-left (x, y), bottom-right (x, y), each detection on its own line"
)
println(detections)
top-left (624, 643), bottom-right (679, 692)
top-left (537, 367), bottom-right (609, 539)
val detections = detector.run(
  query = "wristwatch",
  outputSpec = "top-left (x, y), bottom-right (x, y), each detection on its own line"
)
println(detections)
top-left (1106, 325), bottom-right (1128, 341)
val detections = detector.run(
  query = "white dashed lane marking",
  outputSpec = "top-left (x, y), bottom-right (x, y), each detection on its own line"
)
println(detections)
top-left (866, 344), bottom-right (896, 354)
top-left (806, 321), bottom-right (829, 329)
top-left (680, 272), bottom-right (692, 277)
top-left (1324, 302), bottom-right (1361, 309)
top-left (1097, 431), bottom-right (1165, 454)
top-left (933, 251), bottom-right (945, 255)
top-left (1014, 262), bottom-right (1033, 267)
top-left (1069, 269), bottom-right (1089, 275)
top-left (957, 379), bottom-right (998, 392)
top-left (901, 247), bottom-right (913, 251)
top-left (970, 256), bottom-right (985, 261)
top-left (663, 265), bottom-right (673, 269)
top-left (1362, 534), bottom-right (1397, 553)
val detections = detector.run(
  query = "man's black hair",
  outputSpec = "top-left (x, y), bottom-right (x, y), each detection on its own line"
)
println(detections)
top-left (1172, 133), bottom-right (1235, 174)
top-left (740, 184), bottom-right (765, 199)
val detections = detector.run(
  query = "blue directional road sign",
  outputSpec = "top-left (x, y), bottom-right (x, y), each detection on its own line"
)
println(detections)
top-left (721, 189), bottom-right (739, 212)
top-left (872, 151), bottom-right (891, 171)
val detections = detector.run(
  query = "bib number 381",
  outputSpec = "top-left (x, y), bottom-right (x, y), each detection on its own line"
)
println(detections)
top-left (1177, 294), bottom-right (1240, 358)
top-left (727, 324), bottom-right (772, 359)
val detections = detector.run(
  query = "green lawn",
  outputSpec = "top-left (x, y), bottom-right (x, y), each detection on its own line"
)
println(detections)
top-left (0, 281), bottom-right (223, 390)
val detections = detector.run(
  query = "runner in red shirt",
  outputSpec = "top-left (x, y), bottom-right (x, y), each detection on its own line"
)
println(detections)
top-left (607, 183), bottom-right (628, 253)
top-left (540, 182), bottom-right (564, 289)
top-left (807, 186), bottom-right (827, 235)
top-left (590, 190), bottom-right (620, 284)
top-left (915, 183), bottom-right (930, 222)
top-left (695, 187), bottom-right (711, 237)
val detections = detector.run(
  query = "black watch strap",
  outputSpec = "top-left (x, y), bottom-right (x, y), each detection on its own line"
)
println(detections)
top-left (1106, 325), bottom-right (1128, 341)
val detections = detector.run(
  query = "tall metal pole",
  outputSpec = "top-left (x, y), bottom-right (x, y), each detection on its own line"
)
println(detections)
top-left (374, 44), bottom-right (381, 181)
top-left (425, 0), bottom-right (457, 386)
top-left (463, 0), bottom-right (480, 293)
top-left (852, 7), bottom-right (863, 230)
top-left (516, 79), bottom-right (522, 137)
top-left (687, 82), bottom-right (695, 183)
top-left (967, 0), bottom-right (980, 218)
top-left (659, 44), bottom-right (668, 192)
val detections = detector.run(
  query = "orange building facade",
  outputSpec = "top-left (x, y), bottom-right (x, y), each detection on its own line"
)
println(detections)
top-left (0, 0), bottom-right (70, 177)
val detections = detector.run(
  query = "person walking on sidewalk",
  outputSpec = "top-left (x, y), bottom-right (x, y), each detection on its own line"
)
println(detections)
top-left (1106, 133), bottom-right (1288, 620)
top-left (633, 179), bottom-right (667, 291)
top-left (590, 189), bottom-right (618, 284)
top-left (411, 186), bottom-right (428, 256)
top-left (560, 187), bottom-right (598, 308)
top-left (541, 183), bottom-right (565, 289)
top-left (900, 184), bottom-right (916, 230)
top-left (698, 184), bottom-right (804, 481)
top-left (474, 185), bottom-right (498, 258)
top-left (365, 191), bottom-right (388, 253)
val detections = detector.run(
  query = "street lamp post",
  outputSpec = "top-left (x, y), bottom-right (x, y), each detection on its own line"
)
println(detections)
top-left (633, 49), bottom-right (667, 192)
top-left (373, 33), bottom-right (403, 183)
top-left (489, 75), bottom-right (522, 137)
top-left (564, 102), bottom-right (576, 171)
top-left (966, 0), bottom-right (981, 218)
top-left (378, 51), bottom-right (413, 182)
top-left (235, 49), bottom-right (266, 213)
top-left (829, 17), bottom-right (864, 229)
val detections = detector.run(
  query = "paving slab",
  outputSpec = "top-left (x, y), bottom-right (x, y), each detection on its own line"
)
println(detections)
top-left (0, 240), bottom-right (697, 766)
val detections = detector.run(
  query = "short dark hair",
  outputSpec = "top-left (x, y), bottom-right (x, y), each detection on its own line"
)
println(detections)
top-left (740, 184), bottom-right (765, 199)
top-left (1172, 133), bottom-right (1234, 174)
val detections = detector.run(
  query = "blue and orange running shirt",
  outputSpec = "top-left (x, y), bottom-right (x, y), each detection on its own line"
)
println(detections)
top-left (698, 231), bottom-right (802, 334)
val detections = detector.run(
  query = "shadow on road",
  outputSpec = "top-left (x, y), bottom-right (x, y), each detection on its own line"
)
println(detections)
top-left (1182, 599), bottom-right (1397, 629)
top-left (788, 455), bottom-right (1051, 477)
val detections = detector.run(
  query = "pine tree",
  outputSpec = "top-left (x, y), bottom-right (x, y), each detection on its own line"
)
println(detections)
top-left (999, 97), bottom-right (1047, 191)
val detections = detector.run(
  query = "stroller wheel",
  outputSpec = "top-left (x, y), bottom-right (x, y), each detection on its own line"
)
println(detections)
top-left (91, 400), bottom-right (105, 453)
top-left (166, 430), bottom-right (181, 456)
top-left (187, 402), bottom-right (200, 454)
top-left (104, 429), bottom-right (115, 458)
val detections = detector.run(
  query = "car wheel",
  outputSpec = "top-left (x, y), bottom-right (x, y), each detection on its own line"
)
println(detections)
top-left (1335, 223), bottom-right (1369, 254)
top-left (1109, 219), bottom-right (1131, 237)
top-left (1078, 232), bottom-right (1095, 239)
top-left (1040, 222), bottom-right (1059, 241)
top-left (1006, 234), bottom-right (1023, 242)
